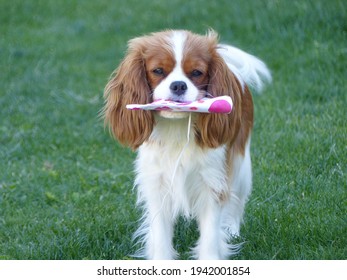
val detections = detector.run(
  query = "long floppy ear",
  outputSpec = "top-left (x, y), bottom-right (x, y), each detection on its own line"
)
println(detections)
top-left (103, 40), bottom-right (154, 150)
top-left (194, 51), bottom-right (245, 148)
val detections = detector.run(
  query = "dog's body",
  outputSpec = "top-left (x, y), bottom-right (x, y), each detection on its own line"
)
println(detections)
top-left (103, 30), bottom-right (271, 259)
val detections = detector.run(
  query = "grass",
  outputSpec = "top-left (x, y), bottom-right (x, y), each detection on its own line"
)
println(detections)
top-left (0, 0), bottom-right (346, 260)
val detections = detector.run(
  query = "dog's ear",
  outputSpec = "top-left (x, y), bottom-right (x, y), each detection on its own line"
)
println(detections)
top-left (103, 40), bottom-right (154, 150)
top-left (195, 51), bottom-right (251, 149)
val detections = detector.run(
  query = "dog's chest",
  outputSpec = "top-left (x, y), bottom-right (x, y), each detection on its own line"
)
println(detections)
top-left (136, 140), bottom-right (228, 216)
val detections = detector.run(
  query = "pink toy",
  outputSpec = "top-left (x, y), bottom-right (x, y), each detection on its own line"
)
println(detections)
top-left (126, 96), bottom-right (233, 114)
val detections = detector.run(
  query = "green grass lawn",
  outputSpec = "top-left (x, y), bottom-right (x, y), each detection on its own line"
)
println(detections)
top-left (0, 0), bottom-right (346, 260)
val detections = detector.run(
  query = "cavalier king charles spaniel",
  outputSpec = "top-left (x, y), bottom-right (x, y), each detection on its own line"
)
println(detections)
top-left (103, 30), bottom-right (271, 259)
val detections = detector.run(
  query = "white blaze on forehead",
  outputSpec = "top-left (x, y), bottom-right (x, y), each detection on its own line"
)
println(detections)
top-left (170, 31), bottom-right (187, 69)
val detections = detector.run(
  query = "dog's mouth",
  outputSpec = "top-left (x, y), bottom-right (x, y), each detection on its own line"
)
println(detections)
top-left (166, 96), bottom-right (189, 103)
top-left (167, 91), bottom-right (210, 103)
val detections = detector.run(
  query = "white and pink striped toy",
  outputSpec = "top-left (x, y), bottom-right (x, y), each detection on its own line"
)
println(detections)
top-left (126, 96), bottom-right (233, 114)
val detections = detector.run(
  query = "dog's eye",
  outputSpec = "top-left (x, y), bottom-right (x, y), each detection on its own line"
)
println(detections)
top-left (152, 68), bottom-right (165, 76)
top-left (191, 69), bottom-right (203, 77)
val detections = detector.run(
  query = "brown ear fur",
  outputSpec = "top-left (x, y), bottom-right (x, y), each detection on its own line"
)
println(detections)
top-left (194, 50), bottom-right (253, 150)
top-left (103, 41), bottom-right (154, 150)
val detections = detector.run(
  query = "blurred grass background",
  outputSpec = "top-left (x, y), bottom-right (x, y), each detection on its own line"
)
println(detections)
top-left (0, 0), bottom-right (346, 259)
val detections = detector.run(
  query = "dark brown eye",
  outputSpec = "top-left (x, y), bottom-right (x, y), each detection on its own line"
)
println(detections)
top-left (191, 69), bottom-right (203, 77)
top-left (152, 68), bottom-right (165, 76)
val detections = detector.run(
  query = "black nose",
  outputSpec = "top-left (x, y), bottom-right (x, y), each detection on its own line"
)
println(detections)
top-left (170, 81), bottom-right (187, 96)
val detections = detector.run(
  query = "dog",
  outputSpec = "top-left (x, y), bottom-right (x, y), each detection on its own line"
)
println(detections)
top-left (103, 30), bottom-right (271, 259)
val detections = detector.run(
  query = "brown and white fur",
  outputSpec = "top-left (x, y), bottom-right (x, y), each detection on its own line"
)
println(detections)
top-left (103, 30), bottom-right (271, 259)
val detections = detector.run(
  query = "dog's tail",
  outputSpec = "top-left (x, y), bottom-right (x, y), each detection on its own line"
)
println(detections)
top-left (217, 44), bottom-right (272, 93)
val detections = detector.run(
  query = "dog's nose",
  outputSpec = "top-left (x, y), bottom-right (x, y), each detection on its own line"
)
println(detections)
top-left (170, 81), bottom-right (187, 96)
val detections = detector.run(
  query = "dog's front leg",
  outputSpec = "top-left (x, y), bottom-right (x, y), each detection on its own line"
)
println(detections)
top-left (194, 196), bottom-right (223, 260)
top-left (146, 192), bottom-right (176, 260)
top-left (135, 176), bottom-right (177, 260)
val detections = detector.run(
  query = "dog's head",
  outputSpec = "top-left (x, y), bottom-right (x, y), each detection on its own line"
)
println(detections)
top-left (103, 30), bottom-right (247, 150)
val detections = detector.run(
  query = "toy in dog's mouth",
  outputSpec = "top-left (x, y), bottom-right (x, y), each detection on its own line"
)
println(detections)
top-left (126, 96), bottom-right (233, 114)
